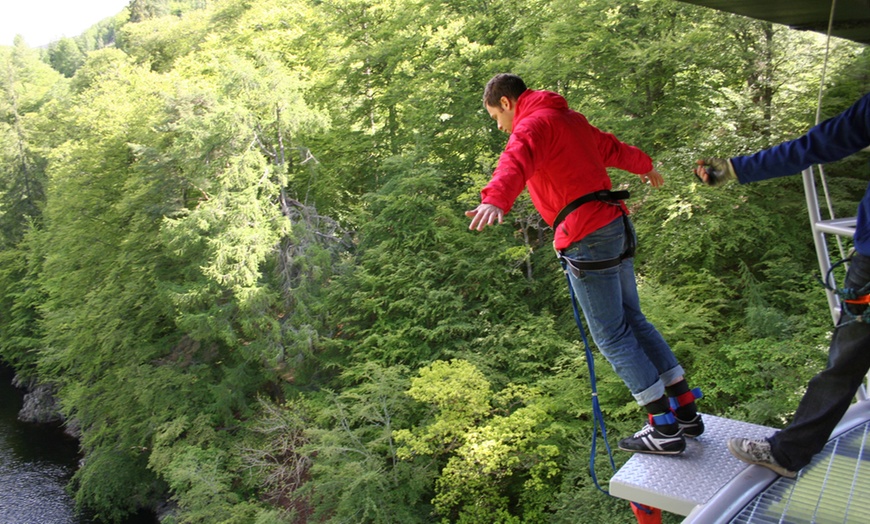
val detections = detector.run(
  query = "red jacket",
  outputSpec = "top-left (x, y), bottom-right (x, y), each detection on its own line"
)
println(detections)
top-left (481, 90), bottom-right (653, 250)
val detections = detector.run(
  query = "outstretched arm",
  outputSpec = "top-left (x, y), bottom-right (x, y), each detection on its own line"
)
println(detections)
top-left (696, 93), bottom-right (870, 185)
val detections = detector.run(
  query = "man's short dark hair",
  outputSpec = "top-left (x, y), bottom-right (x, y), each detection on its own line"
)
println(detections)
top-left (483, 73), bottom-right (527, 107)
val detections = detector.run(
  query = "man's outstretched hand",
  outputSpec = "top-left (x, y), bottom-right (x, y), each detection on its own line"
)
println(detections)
top-left (466, 203), bottom-right (504, 231)
top-left (639, 169), bottom-right (664, 188)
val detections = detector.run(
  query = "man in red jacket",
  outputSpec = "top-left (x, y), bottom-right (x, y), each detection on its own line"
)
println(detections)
top-left (467, 73), bottom-right (703, 454)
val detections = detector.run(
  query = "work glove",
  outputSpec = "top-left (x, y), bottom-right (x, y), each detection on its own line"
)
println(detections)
top-left (694, 158), bottom-right (736, 186)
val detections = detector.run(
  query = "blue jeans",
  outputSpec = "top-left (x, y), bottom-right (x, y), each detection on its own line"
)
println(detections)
top-left (561, 216), bottom-right (683, 406)
top-left (769, 252), bottom-right (870, 471)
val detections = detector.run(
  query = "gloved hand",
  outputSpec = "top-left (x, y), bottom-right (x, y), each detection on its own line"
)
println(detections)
top-left (694, 158), bottom-right (736, 186)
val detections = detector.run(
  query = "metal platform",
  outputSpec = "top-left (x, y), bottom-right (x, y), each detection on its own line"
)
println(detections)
top-left (609, 414), bottom-right (776, 516)
top-left (609, 401), bottom-right (870, 523)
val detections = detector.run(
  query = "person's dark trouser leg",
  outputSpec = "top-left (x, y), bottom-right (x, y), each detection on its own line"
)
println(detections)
top-left (769, 253), bottom-right (870, 471)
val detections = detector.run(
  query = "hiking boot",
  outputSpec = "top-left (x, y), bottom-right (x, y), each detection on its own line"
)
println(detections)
top-left (676, 413), bottom-right (705, 438)
top-left (618, 424), bottom-right (685, 455)
top-left (727, 438), bottom-right (797, 478)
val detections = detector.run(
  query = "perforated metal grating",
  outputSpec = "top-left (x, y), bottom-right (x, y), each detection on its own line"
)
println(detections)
top-left (730, 420), bottom-right (870, 523)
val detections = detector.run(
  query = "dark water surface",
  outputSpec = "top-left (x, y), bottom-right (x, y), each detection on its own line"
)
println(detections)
top-left (0, 366), bottom-right (157, 524)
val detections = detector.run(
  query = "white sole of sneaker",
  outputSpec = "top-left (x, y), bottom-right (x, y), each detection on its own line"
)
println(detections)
top-left (618, 444), bottom-right (685, 455)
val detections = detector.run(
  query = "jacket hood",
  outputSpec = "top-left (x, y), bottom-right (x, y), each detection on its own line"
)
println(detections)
top-left (515, 90), bottom-right (569, 123)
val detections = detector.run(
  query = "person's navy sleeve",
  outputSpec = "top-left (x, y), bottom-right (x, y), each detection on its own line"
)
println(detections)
top-left (731, 93), bottom-right (870, 183)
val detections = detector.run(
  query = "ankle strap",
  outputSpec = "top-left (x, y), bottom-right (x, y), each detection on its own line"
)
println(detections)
top-left (669, 387), bottom-right (703, 410)
top-left (648, 411), bottom-right (676, 426)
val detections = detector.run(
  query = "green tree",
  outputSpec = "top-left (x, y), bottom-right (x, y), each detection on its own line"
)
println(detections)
top-left (33, 3), bottom-right (332, 518)
top-left (0, 39), bottom-right (63, 245)
top-left (46, 38), bottom-right (86, 77)
top-left (129, 0), bottom-right (171, 22)
top-left (0, 38), bottom-right (65, 372)
top-left (32, 49), bottom-right (185, 518)
top-left (300, 363), bottom-right (433, 523)
top-left (395, 359), bottom-right (559, 523)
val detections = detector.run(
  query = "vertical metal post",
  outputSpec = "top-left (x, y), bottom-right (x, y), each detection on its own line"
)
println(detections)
top-left (802, 166), bottom-right (841, 325)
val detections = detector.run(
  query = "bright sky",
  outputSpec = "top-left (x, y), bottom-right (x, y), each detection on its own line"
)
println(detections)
top-left (0, 1), bottom-right (131, 48)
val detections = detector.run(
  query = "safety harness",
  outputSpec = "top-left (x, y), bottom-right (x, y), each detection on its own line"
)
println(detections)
top-left (555, 189), bottom-right (634, 272)
top-left (819, 257), bottom-right (870, 323)
top-left (553, 189), bottom-right (631, 230)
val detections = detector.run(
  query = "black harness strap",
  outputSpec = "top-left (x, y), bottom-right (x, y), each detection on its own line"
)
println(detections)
top-left (562, 251), bottom-right (626, 272)
top-left (553, 189), bottom-right (630, 231)
top-left (555, 189), bottom-right (633, 273)
top-left (561, 221), bottom-right (635, 273)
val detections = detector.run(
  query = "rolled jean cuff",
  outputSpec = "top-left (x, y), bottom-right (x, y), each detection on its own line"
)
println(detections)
top-left (660, 365), bottom-right (685, 388)
top-left (632, 365), bottom-right (685, 406)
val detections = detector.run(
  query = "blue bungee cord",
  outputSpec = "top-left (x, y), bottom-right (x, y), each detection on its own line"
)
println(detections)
top-left (561, 260), bottom-right (617, 494)
top-left (560, 260), bottom-right (662, 519)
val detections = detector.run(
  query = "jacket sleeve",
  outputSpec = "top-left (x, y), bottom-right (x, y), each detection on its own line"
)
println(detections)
top-left (480, 126), bottom-right (540, 214)
top-left (593, 127), bottom-right (654, 174)
top-left (732, 93), bottom-right (870, 183)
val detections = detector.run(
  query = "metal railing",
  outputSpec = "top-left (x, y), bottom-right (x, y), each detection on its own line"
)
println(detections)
top-left (801, 165), bottom-right (868, 400)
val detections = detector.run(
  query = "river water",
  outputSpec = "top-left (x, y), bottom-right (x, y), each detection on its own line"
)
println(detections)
top-left (0, 366), bottom-right (157, 524)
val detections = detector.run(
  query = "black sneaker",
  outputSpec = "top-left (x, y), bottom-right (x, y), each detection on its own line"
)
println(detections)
top-left (676, 413), bottom-right (705, 438)
top-left (618, 424), bottom-right (686, 455)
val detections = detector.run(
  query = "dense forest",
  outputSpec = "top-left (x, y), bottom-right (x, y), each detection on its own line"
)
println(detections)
top-left (1, 0), bottom-right (869, 522)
